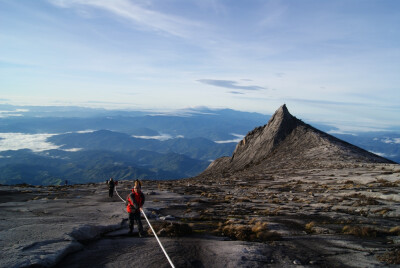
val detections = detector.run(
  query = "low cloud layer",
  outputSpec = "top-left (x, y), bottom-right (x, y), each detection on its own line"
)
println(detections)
top-left (369, 151), bottom-right (397, 158)
top-left (132, 133), bottom-right (174, 141)
top-left (198, 79), bottom-right (265, 91)
top-left (328, 130), bottom-right (358, 136)
top-left (0, 109), bottom-right (29, 118)
top-left (380, 138), bottom-right (400, 144)
top-left (0, 133), bottom-right (60, 152)
top-left (0, 133), bottom-right (82, 152)
top-left (214, 133), bottom-right (245, 144)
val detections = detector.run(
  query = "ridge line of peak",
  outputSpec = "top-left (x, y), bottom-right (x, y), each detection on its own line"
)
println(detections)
top-left (199, 104), bottom-right (395, 177)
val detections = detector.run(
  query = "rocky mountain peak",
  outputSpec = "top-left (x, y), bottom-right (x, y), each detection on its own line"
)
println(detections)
top-left (201, 104), bottom-right (394, 177)
top-left (270, 104), bottom-right (291, 124)
top-left (229, 104), bottom-right (301, 169)
top-left (261, 104), bottom-right (299, 144)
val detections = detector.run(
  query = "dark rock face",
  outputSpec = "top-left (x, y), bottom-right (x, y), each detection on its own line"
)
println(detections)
top-left (202, 104), bottom-right (394, 176)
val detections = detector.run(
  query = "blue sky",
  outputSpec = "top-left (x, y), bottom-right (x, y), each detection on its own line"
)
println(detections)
top-left (1, 0), bottom-right (399, 132)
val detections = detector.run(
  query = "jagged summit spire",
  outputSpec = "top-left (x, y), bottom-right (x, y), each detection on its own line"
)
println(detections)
top-left (228, 104), bottom-right (301, 170)
top-left (265, 104), bottom-right (296, 132)
top-left (201, 104), bottom-right (395, 176)
top-left (278, 104), bottom-right (292, 120)
top-left (277, 103), bottom-right (289, 114)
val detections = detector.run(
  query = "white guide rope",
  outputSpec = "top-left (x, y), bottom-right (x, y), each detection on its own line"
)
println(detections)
top-left (141, 207), bottom-right (176, 268)
top-left (115, 185), bottom-right (126, 203)
top-left (114, 186), bottom-right (175, 268)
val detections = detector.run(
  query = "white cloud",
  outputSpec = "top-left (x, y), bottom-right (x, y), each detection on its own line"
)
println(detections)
top-left (198, 79), bottom-right (266, 91)
top-left (214, 133), bottom-right (244, 144)
top-left (0, 113), bottom-right (23, 118)
top-left (0, 108), bottom-right (29, 118)
top-left (214, 140), bottom-right (240, 144)
top-left (75, 130), bottom-right (95, 134)
top-left (132, 133), bottom-right (173, 141)
top-left (381, 138), bottom-right (400, 144)
top-left (0, 133), bottom-right (59, 152)
top-left (0, 132), bottom-right (81, 152)
top-left (48, 0), bottom-right (204, 39)
top-left (327, 130), bottom-right (358, 136)
top-left (369, 151), bottom-right (387, 157)
top-left (63, 148), bottom-right (82, 152)
top-left (231, 133), bottom-right (245, 138)
top-left (369, 151), bottom-right (397, 158)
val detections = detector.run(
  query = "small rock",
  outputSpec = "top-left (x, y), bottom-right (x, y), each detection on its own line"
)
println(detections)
top-left (293, 259), bottom-right (301, 265)
top-left (160, 215), bottom-right (175, 220)
top-left (157, 228), bottom-right (167, 236)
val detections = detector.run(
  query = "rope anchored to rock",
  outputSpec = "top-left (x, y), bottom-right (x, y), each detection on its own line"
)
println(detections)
top-left (115, 185), bottom-right (175, 268)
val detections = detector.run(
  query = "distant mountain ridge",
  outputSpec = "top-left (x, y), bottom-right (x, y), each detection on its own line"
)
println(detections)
top-left (201, 105), bottom-right (395, 177)
top-left (0, 105), bottom-right (267, 141)
top-left (0, 104), bottom-right (398, 185)
top-left (0, 149), bottom-right (208, 185)
top-left (47, 130), bottom-right (235, 161)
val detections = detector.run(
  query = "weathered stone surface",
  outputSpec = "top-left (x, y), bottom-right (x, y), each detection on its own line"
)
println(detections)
top-left (1, 105), bottom-right (399, 267)
top-left (0, 184), bottom-right (125, 268)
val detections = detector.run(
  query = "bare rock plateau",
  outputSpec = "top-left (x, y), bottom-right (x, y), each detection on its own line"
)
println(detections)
top-left (1, 105), bottom-right (399, 268)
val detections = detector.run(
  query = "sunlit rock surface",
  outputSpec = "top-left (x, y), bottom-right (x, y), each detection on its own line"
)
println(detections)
top-left (1, 105), bottom-right (399, 267)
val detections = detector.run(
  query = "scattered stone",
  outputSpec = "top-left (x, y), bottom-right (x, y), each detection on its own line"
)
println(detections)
top-left (148, 221), bottom-right (192, 237)
top-left (293, 259), bottom-right (301, 265)
top-left (160, 215), bottom-right (175, 220)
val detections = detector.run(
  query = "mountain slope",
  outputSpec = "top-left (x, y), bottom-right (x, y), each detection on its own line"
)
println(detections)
top-left (201, 104), bottom-right (395, 177)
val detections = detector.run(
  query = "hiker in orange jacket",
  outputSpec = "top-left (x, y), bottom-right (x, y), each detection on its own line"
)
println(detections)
top-left (126, 180), bottom-right (145, 236)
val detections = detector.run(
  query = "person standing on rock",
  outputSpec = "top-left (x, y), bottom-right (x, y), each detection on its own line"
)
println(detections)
top-left (108, 178), bottom-right (115, 198)
top-left (126, 179), bottom-right (145, 236)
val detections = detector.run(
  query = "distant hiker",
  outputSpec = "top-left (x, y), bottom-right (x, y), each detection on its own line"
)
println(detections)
top-left (108, 178), bottom-right (115, 198)
top-left (126, 179), bottom-right (145, 236)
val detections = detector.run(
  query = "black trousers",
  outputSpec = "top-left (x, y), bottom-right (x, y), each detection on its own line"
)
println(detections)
top-left (108, 188), bottom-right (114, 197)
top-left (129, 212), bottom-right (143, 233)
